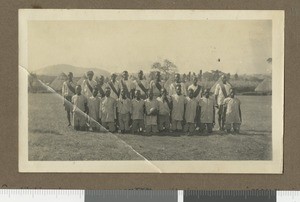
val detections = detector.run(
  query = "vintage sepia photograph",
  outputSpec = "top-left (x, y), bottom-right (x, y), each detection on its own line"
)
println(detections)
top-left (19, 10), bottom-right (284, 173)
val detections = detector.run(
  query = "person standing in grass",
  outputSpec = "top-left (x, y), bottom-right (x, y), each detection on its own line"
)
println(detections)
top-left (169, 73), bottom-right (187, 96)
top-left (183, 89), bottom-right (198, 134)
top-left (157, 88), bottom-right (171, 132)
top-left (62, 72), bottom-right (76, 126)
top-left (120, 70), bottom-right (135, 99)
top-left (117, 89), bottom-right (132, 133)
top-left (131, 90), bottom-right (145, 134)
top-left (188, 76), bottom-right (202, 101)
top-left (100, 87), bottom-right (117, 133)
top-left (199, 89), bottom-right (215, 134)
top-left (87, 88), bottom-right (101, 132)
top-left (72, 85), bottom-right (88, 131)
top-left (133, 70), bottom-right (149, 99)
top-left (82, 71), bottom-right (97, 98)
top-left (150, 71), bottom-right (164, 99)
top-left (96, 75), bottom-right (107, 98)
top-left (214, 74), bottom-right (232, 131)
top-left (223, 89), bottom-right (242, 134)
top-left (144, 91), bottom-right (159, 134)
top-left (170, 85), bottom-right (186, 132)
top-left (107, 73), bottom-right (120, 100)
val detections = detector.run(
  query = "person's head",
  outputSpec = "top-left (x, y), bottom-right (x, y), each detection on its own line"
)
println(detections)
top-left (122, 71), bottom-right (129, 80)
top-left (230, 88), bottom-right (235, 98)
top-left (92, 88), bottom-right (98, 97)
top-left (86, 71), bottom-right (94, 81)
top-left (176, 85), bottom-right (182, 95)
top-left (155, 71), bottom-right (161, 81)
top-left (221, 75), bottom-right (227, 84)
top-left (98, 75), bottom-right (104, 85)
top-left (105, 87), bottom-right (111, 97)
top-left (148, 90), bottom-right (154, 100)
top-left (121, 89), bottom-right (127, 99)
top-left (75, 85), bottom-right (82, 95)
top-left (135, 90), bottom-right (141, 100)
top-left (175, 73), bottom-right (180, 83)
top-left (67, 72), bottom-right (73, 81)
top-left (193, 76), bottom-right (198, 85)
top-left (138, 70), bottom-right (144, 80)
top-left (188, 88), bottom-right (194, 99)
top-left (204, 88), bottom-right (210, 98)
top-left (111, 73), bottom-right (117, 82)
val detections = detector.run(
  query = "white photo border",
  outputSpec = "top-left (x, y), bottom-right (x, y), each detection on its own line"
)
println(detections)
top-left (19, 9), bottom-right (284, 173)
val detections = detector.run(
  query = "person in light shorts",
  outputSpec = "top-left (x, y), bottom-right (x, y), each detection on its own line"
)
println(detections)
top-left (199, 89), bottom-right (216, 134)
top-left (157, 88), bottom-right (171, 132)
top-left (100, 87), bottom-right (117, 133)
top-left (183, 89), bottom-right (198, 133)
top-left (131, 90), bottom-right (145, 134)
top-left (223, 89), bottom-right (242, 134)
top-left (117, 89), bottom-right (132, 133)
top-left (72, 85), bottom-right (88, 131)
top-left (170, 85), bottom-right (186, 132)
top-left (144, 91), bottom-right (159, 134)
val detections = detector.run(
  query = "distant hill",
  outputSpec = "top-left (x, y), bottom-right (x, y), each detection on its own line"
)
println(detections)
top-left (35, 64), bottom-right (110, 77)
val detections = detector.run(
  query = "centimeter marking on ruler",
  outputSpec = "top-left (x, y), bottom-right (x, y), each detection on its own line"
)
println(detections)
top-left (0, 189), bottom-right (299, 202)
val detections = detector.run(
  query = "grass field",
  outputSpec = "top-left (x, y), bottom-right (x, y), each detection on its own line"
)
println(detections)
top-left (28, 93), bottom-right (272, 161)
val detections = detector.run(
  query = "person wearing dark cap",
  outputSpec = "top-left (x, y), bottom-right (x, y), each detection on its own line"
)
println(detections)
top-left (120, 70), bottom-right (134, 99)
top-left (62, 72), bottom-right (76, 126)
top-left (133, 70), bottom-right (149, 99)
top-left (82, 70), bottom-right (97, 98)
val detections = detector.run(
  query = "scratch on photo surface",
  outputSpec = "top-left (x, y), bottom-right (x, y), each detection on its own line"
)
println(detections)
top-left (20, 65), bottom-right (162, 173)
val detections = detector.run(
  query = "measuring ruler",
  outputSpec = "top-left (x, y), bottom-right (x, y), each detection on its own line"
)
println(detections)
top-left (0, 190), bottom-right (299, 202)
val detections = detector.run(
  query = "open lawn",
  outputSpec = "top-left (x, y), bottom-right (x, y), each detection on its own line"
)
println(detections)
top-left (28, 93), bottom-right (272, 161)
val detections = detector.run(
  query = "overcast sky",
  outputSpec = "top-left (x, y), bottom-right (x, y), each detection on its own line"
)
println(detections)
top-left (28, 20), bottom-right (272, 74)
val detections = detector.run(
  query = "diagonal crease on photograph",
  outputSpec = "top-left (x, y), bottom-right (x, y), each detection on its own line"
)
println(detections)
top-left (20, 64), bottom-right (163, 173)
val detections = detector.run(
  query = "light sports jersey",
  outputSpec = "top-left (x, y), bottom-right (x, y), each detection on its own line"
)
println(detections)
top-left (188, 84), bottom-right (202, 101)
top-left (133, 79), bottom-right (149, 95)
top-left (131, 99), bottom-right (145, 120)
top-left (117, 98), bottom-right (131, 114)
top-left (72, 94), bottom-right (87, 113)
top-left (62, 81), bottom-right (76, 97)
top-left (185, 97), bottom-right (198, 123)
top-left (107, 81), bottom-right (120, 100)
top-left (88, 96), bottom-right (100, 121)
top-left (171, 94), bottom-right (186, 121)
top-left (169, 82), bottom-right (187, 96)
top-left (82, 79), bottom-right (97, 98)
top-left (223, 97), bottom-right (241, 124)
top-left (100, 96), bottom-right (116, 122)
top-left (199, 97), bottom-right (215, 123)
top-left (214, 82), bottom-right (232, 105)
top-left (156, 97), bottom-right (170, 116)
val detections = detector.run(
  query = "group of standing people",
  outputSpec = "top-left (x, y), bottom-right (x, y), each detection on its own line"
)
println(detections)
top-left (62, 70), bottom-right (242, 135)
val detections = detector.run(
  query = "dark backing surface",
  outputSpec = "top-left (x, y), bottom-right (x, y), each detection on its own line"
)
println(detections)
top-left (0, 0), bottom-right (299, 190)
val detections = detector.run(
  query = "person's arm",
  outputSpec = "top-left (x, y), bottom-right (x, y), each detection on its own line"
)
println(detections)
top-left (223, 103), bottom-right (227, 122)
top-left (214, 84), bottom-right (219, 107)
top-left (213, 105), bottom-right (215, 125)
top-left (239, 105), bottom-right (242, 122)
top-left (195, 105), bottom-right (200, 124)
top-left (62, 83), bottom-right (66, 97)
top-left (84, 98), bottom-right (89, 114)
